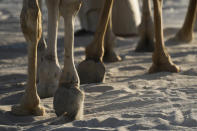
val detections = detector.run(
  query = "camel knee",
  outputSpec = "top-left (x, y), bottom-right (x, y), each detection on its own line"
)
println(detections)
top-left (20, 1), bottom-right (42, 43)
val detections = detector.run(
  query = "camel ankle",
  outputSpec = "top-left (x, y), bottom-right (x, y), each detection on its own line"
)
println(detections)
top-left (149, 52), bottom-right (180, 73)
top-left (175, 29), bottom-right (193, 43)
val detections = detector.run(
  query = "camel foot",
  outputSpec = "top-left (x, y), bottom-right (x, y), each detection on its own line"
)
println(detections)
top-left (53, 84), bottom-right (84, 122)
top-left (37, 58), bottom-right (61, 98)
top-left (175, 30), bottom-right (193, 43)
top-left (77, 59), bottom-right (105, 84)
top-left (149, 59), bottom-right (180, 73)
top-left (11, 104), bottom-right (45, 116)
top-left (135, 37), bottom-right (154, 52)
top-left (103, 50), bottom-right (122, 63)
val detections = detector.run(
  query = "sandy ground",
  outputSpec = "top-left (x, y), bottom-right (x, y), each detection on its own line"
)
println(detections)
top-left (0, 0), bottom-right (197, 130)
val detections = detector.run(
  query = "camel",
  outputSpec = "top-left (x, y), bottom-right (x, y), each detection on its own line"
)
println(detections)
top-left (11, 0), bottom-right (196, 123)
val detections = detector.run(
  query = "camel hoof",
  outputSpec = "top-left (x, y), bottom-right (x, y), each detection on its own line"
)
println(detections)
top-left (53, 84), bottom-right (84, 122)
top-left (135, 37), bottom-right (154, 52)
top-left (103, 51), bottom-right (122, 63)
top-left (77, 60), bottom-right (106, 84)
top-left (11, 104), bottom-right (45, 116)
top-left (149, 63), bottom-right (180, 73)
top-left (175, 31), bottom-right (193, 43)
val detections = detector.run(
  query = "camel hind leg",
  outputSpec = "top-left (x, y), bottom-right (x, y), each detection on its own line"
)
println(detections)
top-left (149, 0), bottom-right (180, 73)
top-left (77, 0), bottom-right (114, 84)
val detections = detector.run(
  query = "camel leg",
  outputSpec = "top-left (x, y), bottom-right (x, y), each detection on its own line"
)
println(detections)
top-left (37, 0), bottom-right (61, 98)
top-left (37, 0), bottom-right (47, 81)
top-left (78, 0), bottom-right (114, 84)
top-left (11, 0), bottom-right (45, 116)
top-left (103, 15), bottom-right (122, 62)
top-left (135, 0), bottom-right (154, 52)
top-left (37, 0), bottom-right (47, 77)
top-left (149, 0), bottom-right (180, 73)
top-left (53, 0), bottom-right (84, 122)
top-left (175, 0), bottom-right (197, 42)
top-left (37, 0), bottom-right (47, 51)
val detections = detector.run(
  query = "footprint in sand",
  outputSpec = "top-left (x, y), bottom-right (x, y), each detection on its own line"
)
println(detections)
top-left (182, 68), bottom-right (197, 76)
top-left (84, 85), bottom-right (114, 93)
top-left (181, 109), bottom-right (197, 127)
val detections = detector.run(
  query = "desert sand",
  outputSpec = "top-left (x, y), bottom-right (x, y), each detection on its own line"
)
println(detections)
top-left (0, 0), bottom-right (197, 130)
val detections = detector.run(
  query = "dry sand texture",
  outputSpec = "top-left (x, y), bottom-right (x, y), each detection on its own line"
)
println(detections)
top-left (0, 0), bottom-right (197, 130)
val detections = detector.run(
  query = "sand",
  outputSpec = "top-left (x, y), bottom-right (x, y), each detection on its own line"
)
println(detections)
top-left (0, 0), bottom-right (197, 130)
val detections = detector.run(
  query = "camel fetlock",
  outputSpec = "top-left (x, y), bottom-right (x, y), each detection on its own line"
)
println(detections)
top-left (175, 30), bottom-right (193, 43)
top-left (11, 90), bottom-right (45, 116)
top-left (149, 51), bottom-right (180, 73)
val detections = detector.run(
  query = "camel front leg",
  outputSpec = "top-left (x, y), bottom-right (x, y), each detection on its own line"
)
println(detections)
top-left (37, 0), bottom-right (61, 98)
top-left (135, 0), bottom-right (154, 52)
top-left (53, 0), bottom-right (84, 122)
top-left (78, 0), bottom-right (114, 84)
top-left (103, 15), bottom-right (121, 62)
top-left (149, 0), bottom-right (180, 73)
top-left (175, 0), bottom-right (197, 43)
top-left (11, 0), bottom-right (45, 116)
